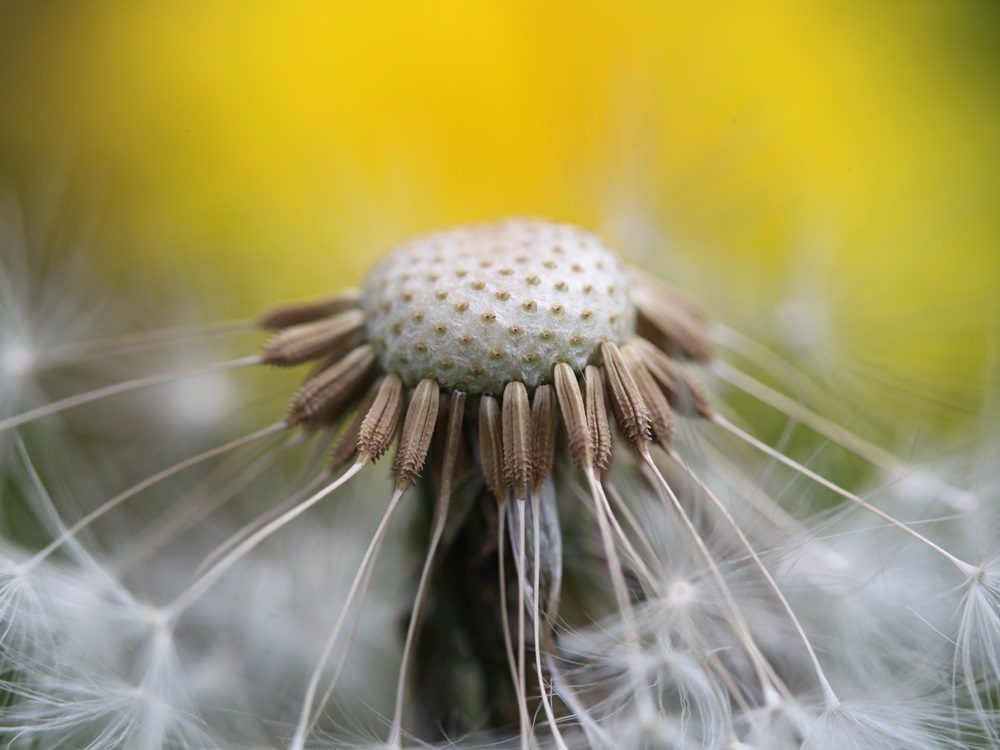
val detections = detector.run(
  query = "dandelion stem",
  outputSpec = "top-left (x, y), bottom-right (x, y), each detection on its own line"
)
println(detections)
top-left (0, 355), bottom-right (262, 432)
top-left (712, 415), bottom-right (978, 577)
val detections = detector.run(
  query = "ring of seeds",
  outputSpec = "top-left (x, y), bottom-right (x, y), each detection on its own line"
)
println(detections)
top-left (258, 217), bottom-right (712, 490)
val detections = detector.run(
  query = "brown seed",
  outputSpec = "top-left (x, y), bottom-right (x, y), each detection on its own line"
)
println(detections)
top-left (601, 341), bottom-right (652, 452)
top-left (357, 373), bottom-right (404, 463)
top-left (629, 268), bottom-right (713, 362)
top-left (438, 392), bottom-right (466, 498)
top-left (479, 395), bottom-right (507, 500)
top-left (261, 309), bottom-right (366, 366)
top-left (502, 381), bottom-right (532, 500)
top-left (553, 362), bottom-right (593, 472)
top-left (256, 289), bottom-right (362, 330)
top-left (530, 384), bottom-right (557, 491)
top-left (328, 378), bottom-right (381, 470)
top-left (621, 343), bottom-right (673, 449)
top-left (584, 365), bottom-right (612, 473)
top-left (631, 338), bottom-right (715, 418)
top-left (393, 379), bottom-right (440, 491)
top-left (286, 345), bottom-right (376, 425)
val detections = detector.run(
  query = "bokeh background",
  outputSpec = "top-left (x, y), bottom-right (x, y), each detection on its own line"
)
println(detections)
top-left (1, 0), bottom-right (998, 451)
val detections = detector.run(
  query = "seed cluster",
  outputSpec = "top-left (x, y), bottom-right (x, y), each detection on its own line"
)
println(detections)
top-left (362, 219), bottom-right (635, 394)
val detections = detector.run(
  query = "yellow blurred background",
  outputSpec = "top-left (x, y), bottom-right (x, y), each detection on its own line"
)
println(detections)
top-left (1, 1), bottom-right (998, 437)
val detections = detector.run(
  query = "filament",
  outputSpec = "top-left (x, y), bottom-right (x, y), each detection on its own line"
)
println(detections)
top-left (544, 651), bottom-right (612, 749)
top-left (668, 451), bottom-right (840, 707)
top-left (25, 421), bottom-right (288, 571)
top-left (387, 488), bottom-right (452, 747)
top-left (709, 358), bottom-right (976, 512)
top-left (531, 490), bottom-right (569, 750)
top-left (164, 462), bottom-right (364, 621)
top-left (712, 414), bottom-right (978, 577)
top-left (584, 468), bottom-right (656, 722)
top-left (498, 499), bottom-right (532, 750)
top-left (191, 472), bottom-right (329, 580)
top-left (288, 486), bottom-right (406, 750)
top-left (515, 499), bottom-right (530, 747)
top-left (639, 458), bottom-right (785, 709)
top-left (597, 479), bottom-right (663, 597)
top-left (15, 438), bottom-right (133, 606)
top-left (0, 355), bottom-right (262, 432)
top-left (117, 431), bottom-right (309, 574)
top-left (37, 318), bottom-right (255, 369)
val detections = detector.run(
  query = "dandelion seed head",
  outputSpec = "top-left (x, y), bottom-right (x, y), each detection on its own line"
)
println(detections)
top-left (362, 219), bottom-right (635, 393)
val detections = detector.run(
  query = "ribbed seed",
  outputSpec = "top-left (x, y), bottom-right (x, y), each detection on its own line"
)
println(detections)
top-left (479, 395), bottom-right (506, 500)
top-left (502, 380), bottom-right (532, 500)
top-left (257, 289), bottom-right (363, 330)
top-left (262, 309), bottom-right (366, 366)
top-left (584, 365), bottom-right (612, 473)
top-left (635, 303), bottom-right (713, 362)
top-left (621, 342), bottom-right (673, 449)
top-left (530, 384), bottom-right (557, 491)
top-left (629, 270), bottom-right (713, 362)
top-left (328, 378), bottom-right (381, 470)
top-left (286, 344), bottom-right (376, 425)
top-left (357, 373), bottom-right (404, 463)
top-left (631, 338), bottom-right (714, 418)
top-left (553, 362), bottom-right (593, 472)
top-left (439, 392), bottom-right (466, 497)
top-left (601, 340), bottom-right (651, 452)
top-left (393, 379), bottom-right (440, 491)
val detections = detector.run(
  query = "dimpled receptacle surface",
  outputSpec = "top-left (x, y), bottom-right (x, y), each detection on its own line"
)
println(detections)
top-left (362, 219), bottom-right (635, 394)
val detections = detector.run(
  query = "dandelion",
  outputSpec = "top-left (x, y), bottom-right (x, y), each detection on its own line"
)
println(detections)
top-left (0, 217), bottom-right (996, 749)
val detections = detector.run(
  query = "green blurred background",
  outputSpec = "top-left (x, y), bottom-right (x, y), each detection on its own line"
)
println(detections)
top-left (1, 0), bottom-right (998, 441)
